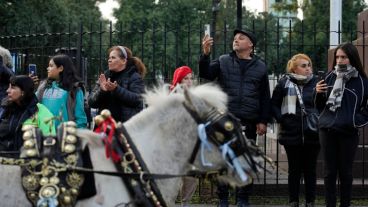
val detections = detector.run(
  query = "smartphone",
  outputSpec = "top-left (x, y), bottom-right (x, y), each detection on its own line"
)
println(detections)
top-left (28, 64), bottom-right (37, 75)
top-left (204, 24), bottom-right (211, 36)
top-left (317, 70), bottom-right (325, 80)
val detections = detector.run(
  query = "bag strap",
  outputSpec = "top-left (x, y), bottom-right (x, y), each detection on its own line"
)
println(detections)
top-left (293, 83), bottom-right (307, 115)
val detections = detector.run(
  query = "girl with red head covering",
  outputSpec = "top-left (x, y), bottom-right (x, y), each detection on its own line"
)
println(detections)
top-left (170, 66), bottom-right (193, 91)
top-left (170, 66), bottom-right (196, 206)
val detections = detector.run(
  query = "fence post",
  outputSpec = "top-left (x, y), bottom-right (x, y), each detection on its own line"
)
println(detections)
top-left (76, 23), bottom-right (83, 81)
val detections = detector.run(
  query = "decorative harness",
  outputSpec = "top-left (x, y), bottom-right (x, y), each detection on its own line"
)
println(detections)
top-left (20, 121), bottom-right (84, 207)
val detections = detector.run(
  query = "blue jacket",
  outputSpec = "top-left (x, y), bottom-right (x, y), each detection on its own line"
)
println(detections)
top-left (314, 71), bottom-right (368, 133)
top-left (38, 81), bottom-right (87, 128)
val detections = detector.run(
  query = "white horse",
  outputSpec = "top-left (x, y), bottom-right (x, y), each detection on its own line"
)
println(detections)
top-left (0, 84), bottom-right (268, 207)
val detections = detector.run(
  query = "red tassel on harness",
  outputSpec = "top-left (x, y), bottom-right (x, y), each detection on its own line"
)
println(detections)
top-left (94, 117), bottom-right (121, 162)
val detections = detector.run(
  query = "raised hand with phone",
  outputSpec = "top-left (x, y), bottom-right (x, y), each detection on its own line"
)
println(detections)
top-left (202, 24), bottom-right (213, 56)
top-left (28, 63), bottom-right (40, 88)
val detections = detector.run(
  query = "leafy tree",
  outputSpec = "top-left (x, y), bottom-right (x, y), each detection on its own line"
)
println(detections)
top-left (272, 0), bottom-right (367, 72)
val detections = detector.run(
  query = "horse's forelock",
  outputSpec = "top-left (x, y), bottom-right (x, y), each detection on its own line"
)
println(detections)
top-left (143, 85), bottom-right (183, 107)
top-left (190, 84), bottom-right (228, 111)
top-left (143, 83), bottom-right (227, 110)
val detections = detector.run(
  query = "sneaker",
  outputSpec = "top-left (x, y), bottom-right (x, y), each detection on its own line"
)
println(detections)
top-left (218, 200), bottom-right (229, 207)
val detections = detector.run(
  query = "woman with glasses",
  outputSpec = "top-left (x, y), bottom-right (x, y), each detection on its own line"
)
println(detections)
top-left (271, 53), bottom-right (320, 207)
top-left (315, 43), bottom-right (368, 207)
top-left (88, 46), bottom-right (146, 123)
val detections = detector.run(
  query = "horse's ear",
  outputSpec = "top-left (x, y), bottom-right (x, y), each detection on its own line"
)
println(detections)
top-left (184, 87), bottom-right (210, 117)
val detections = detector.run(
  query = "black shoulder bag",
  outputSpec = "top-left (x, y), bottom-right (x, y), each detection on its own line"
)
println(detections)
top-left (293, 83), bottom-right (319, 133)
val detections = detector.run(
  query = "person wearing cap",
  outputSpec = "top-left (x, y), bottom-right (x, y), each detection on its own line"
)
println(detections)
top-left (0, 75), bottom-right (55, 155)
top-left (88, 46), bottom-right (146, 123)
top-left (170, 66), bottom-right (196, 207)
top-left (199, 29), bottom-right (271, 207)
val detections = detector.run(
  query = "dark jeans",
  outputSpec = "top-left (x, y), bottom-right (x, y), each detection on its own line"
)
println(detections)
top-left (319, 128), bottom-right (359, 207)
top-left (284, 144), bottom-right (320, 204)
top-left (217, 120), bottom-right (257, 204)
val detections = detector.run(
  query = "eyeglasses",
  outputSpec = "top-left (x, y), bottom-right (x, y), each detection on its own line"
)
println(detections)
top-left (299, 63), bottom-right (311, 68)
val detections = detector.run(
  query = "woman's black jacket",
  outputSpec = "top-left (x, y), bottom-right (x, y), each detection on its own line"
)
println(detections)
top-left (314, 71), bottom-right (368, 134)
top-left (0, 96), bottom-right (38, 151)
top-left (88, 65), bottom-right (145, 123)
top-left (271, 75), bottom-right (319, 145)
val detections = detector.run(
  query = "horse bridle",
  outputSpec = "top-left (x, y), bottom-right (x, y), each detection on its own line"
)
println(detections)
top-left (183, 101), bottom-right (246, 159)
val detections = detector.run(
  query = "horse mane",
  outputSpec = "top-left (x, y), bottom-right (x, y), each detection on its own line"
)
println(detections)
top-left (143, 83), bottom-right (228, 111)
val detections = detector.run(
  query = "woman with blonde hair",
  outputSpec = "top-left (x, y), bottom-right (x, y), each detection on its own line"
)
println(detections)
top-left (271, 53), bottom-right (319, 207)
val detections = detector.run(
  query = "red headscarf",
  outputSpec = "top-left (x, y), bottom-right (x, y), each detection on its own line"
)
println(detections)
top-left (170, 66), bottom-right (192, 91)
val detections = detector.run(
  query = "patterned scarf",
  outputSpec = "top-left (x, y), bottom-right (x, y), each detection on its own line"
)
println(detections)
top-left (281, 73), bottom-right (312, 115)
top-left (327, 64), bottom-right (358, 112)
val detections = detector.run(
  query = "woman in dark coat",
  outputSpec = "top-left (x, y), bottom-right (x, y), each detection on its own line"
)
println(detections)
top-left (272, 53), bottom-right (319, 207)
top-left (88, 46), bottom-right (146, 123)
top-left (0, 75), bottom-right (55, 155)
top-left (315, 43), bottom-right (368, 207)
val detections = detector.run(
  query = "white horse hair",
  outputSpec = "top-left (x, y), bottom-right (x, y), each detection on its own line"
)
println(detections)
top-left (0, 84), bottom-right (261, 207)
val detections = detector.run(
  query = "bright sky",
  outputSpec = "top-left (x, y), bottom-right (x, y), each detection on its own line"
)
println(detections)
top-left (98, 0), bottom-right (368, 22)
top-left (244, 0), bottom-right (264, 14)
top-left (98, 0), bottom-right (265, 23)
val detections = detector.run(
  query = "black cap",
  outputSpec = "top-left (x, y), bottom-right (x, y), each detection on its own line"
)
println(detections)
top-left (233, 29), bottom-right (256, 46)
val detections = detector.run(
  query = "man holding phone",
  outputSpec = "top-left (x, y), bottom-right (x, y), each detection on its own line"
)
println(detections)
top-left (199, 29), bottom-right (271, 207)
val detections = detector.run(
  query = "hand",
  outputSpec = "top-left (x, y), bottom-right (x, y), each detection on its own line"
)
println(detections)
top-left (105, 78), bottom-right (118, 91)
top-left (29, 74), bottom-right (39, 89)
top-left (98, 74), bottom-right (108, 91)
top-left (316, 80), bottom-right (327, 93)
top-left (256, 123), bottom-right (267, 135)
top-left (202, 34), bottom-right (213, 56)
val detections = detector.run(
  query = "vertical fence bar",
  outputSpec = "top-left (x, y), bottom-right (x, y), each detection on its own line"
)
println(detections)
top-left (362, 20), bottom-right (366, 186)
top-left (175, 25), bottom-right (179, 67)
top-left (223, 20), bottom-right (227, 54)
top-left (276, 18), bottom-right (280, 186)
top-left (164, 22), bottom-right (167, 80)
top-left (152, 22), bottom-right (156, 83)
top-left (76, 23), bottom-right (83, 80)
top-left (141, 24), bottom-right (144, 62)
top-left (109, 21), bottom-right (113, 48)
top-left (313, 22), bottom-right (317, 71)
top-left (301, 20), bottom-right (304, 52)
top-left (338, 20), bottom-right (341, 45)
top-left (187, 23), bottom-right (191, 67)
top-left (99, 21), bottom-right (103, 73)
top-left (68, 23), bottom-right (71, 50)
top-left (288, 19), bottom-right (292, 58)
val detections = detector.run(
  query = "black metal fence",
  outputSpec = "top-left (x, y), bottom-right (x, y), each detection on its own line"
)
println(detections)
top-left (1, 20), bottom-right (368, 202)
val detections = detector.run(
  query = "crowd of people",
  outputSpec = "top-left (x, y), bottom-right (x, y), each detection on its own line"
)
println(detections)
top-left (0, 27), bottom-right (367, 207)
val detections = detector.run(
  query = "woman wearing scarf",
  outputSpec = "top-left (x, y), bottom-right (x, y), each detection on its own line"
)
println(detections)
top-left (272, 54), bottom-right (319, 207)
top-left (315, 43), bottom-right (368, 207)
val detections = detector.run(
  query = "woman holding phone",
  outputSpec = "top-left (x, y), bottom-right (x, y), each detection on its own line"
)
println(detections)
top-left (315, 43), bottom-right (368, 207)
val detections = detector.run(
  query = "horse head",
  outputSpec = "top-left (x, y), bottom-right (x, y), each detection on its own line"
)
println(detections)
top-left (181, 84), bottom-right (271, 187)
